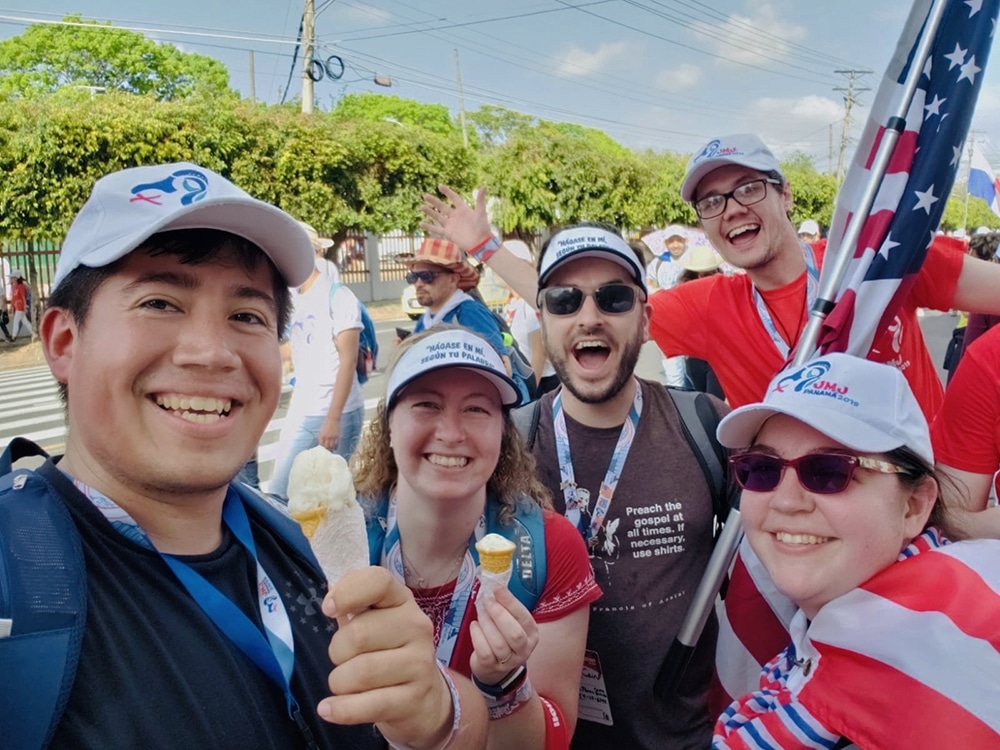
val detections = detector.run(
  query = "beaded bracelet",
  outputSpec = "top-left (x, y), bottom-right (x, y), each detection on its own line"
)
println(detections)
top-left (468, 235), bottom-right (501, 264)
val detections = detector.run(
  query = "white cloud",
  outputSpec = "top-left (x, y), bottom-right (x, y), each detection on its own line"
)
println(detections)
top-left (743, 95), bottom-right (844, 162)
top-left (654, 64), bottom-right (702, 93)
top-left (691, 2), bottom-right (807, 67)
top-left (554, 41), bottom-right (629, 78)
top-left (341, 4), bottom-right (392, 25)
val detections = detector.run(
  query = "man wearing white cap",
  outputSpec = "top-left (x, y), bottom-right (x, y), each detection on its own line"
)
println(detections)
top-left (0, 163), bottom-right (487, 749)
top-left (796, 219), bottom-right (820, 243)
top-left (649, 132), bottom-right (1000, 416)
top-left (645, 224), bottom-right (689, 292)
top-left (422, 190), bottom-right (729, 749)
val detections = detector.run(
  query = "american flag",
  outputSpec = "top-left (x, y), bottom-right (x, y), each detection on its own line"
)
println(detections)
top-left (716, 0), bottom-right (1000, 713)
top-left (809, 0), bottom-right (999, 359)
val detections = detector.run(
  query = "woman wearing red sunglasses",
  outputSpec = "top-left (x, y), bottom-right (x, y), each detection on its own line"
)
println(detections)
top-left (711, 353), bottom-right (1000, 749)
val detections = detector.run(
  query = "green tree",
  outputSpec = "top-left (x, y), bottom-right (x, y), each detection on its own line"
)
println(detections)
top-left (780, 153), bottom-right (839, 230)
top-left (0, 16), bottom-right (233, 101)
top-left (329, 92), bottom-right (461, 139)
top-left (467, 105), bottom-right (536, 149)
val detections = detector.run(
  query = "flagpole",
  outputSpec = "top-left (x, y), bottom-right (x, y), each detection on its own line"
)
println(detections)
top-left (654, 0), bottom-right (952, 701)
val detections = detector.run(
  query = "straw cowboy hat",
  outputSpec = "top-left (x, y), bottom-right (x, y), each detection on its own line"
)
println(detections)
top-left (398, 238), bottom-right (480, 291)
top-left (682, 245), bottom-right (723, 274)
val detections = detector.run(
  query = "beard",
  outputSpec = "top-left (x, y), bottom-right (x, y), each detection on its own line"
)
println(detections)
top-left (545, 325), bottom-right (644, 405)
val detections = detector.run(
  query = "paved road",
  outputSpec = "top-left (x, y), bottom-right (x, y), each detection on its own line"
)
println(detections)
top-left (0, 311), bottom-right (955, 486)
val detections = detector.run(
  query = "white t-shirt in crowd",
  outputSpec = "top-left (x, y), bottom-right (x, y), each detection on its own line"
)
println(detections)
top-left (506, 296), bottom-right (555, 378)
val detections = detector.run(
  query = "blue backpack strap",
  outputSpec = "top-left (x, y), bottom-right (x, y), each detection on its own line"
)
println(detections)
top-left (0, 449), bottom-right (87, 750)
top-left (232, 483), bottom-right (324, 581)
top-left (484, 496), bottom-right (546, 612)
top-left (362, 492), bottom-right (546, 611)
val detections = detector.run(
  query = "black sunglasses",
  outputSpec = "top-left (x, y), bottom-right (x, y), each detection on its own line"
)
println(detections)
top-left (537, 284), bottom-right (642, 316)
top-left (729, 451), bottom-right (906, 495)
top-left (406, 270), bottom-right (448, 284)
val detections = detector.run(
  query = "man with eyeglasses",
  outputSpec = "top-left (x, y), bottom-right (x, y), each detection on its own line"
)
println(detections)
top-left (649, 132), bottom-right (1000, 418)
top-left (421, 195), bottom-right (728, 749)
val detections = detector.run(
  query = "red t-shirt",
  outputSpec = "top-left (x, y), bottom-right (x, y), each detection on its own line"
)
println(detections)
top-left (931, 324), bottom-right (1000, 476)
top-left (11, 282), bottom-right (26, 312)
top-left (649, 237), bottom-right (965, 419)
top-left (413, 509), bottom-right (602, 677)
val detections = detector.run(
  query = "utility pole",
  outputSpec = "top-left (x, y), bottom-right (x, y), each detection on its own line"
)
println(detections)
top-left (833, 69), bottom-right (872, 181)
top-left (249, 50), bottom-right (256, 103)
top-left (302, 0), bottom-right (315, 114)
top-left (454, 49), bottom-right (468, 148)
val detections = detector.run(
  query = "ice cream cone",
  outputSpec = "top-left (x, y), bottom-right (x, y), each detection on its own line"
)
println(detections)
top-left (292, 507), bottom-right (326, 540)
top-left (476, 534), bottom-right (516, 574)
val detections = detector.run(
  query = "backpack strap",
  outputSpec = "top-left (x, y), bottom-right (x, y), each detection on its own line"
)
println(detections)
top-left (665, 388), bottom-right (733, 529)
top-left (0, 452), bottom-right (87, 750)
top-left (511, 399), bottom-right (543, 450)
top-left (363, 492), bottom-right (546, 611)
top-left (233, 484), bottom-right (324, 581)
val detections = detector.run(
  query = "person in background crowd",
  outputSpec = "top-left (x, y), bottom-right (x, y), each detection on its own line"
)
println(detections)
top-left (503, 239), bottom-right (559, 396)
top-left (677, 245), bottom-right (726, 400)
top-left (9, 269), bottom-right (33, 340)
top-left (796, 219), bottom-right (821, 243)
top-left (267, 222), bottom-right (365, 501)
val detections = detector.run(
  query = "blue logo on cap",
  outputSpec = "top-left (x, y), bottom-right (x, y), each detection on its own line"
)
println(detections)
top-left (694, 138), bottom-right (741, 164)
top-left (771, 361), bottom-right (831, 395)
top-left (130, 168), bottom-right (209, 207)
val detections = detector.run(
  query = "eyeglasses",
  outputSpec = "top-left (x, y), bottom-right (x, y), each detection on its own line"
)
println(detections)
top-left (729, 451), bottom-right (906, 495)
top-left (693, 179), bottom-right (782, 220)
top-left (537, 284), bottom-right (643, 316)
top-left (406, 270), bottom-right (448, 285)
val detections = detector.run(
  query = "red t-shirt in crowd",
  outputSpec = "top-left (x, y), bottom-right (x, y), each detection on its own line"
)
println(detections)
top-left (649, 236), bottom-right (965, 419)
top-left (931, 324), bottom-right (1000, 480)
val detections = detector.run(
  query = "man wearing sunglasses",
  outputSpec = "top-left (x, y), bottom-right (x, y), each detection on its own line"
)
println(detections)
top-left (421, 195), bottom-right (729, 749)
top-left (400, 237), bottom-right (507, 365)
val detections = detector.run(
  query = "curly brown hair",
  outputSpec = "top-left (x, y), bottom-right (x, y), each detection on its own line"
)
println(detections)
top-left (350, 326), bottom-right (551, 524)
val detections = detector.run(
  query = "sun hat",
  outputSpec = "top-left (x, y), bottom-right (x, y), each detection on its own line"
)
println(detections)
top-left (663, 225), bottom-right (687, 242)
top-left (681, 245), bottom-right (723, 274)
top-left (537, 225), bottom-right (646, 293)
top-left (52, 163), bottom-right (314, 291)
top-left (504, 239), bottom-right (534, 263)
top-left (397, 238), bottom-right (480, 291)
top-left (681, 134), bottom-right (785, 203)
top-left (297, 221), bottom-right (335, 251)
top-left (717, 353), bottom-right (933, 465)
top-left (798, 219), bottom-right (820, 236)
top-left (9, 269), bottom-right (23, 280)
top-left (386, 328), bottom-right (520, 409)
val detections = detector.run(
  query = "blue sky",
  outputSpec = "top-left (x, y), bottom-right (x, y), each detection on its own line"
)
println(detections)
top-left (2, 1), bottom-right (1000, 170)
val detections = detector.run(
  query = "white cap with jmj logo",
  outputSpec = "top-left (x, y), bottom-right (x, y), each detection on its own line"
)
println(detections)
top-left (716, 353), bottom-right (933, 465)
top-left (681, 134), bottom-right (785, 203)
top-left (53, 162), bottom-right (315, 290)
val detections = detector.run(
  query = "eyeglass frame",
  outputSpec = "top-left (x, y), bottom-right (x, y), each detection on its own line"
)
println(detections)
top-left (693, 178), bottom-right (783, 220)
top-left (728, 450), bottom-right (907, 495)
top-left (536, 283), bottom-right (646, 317)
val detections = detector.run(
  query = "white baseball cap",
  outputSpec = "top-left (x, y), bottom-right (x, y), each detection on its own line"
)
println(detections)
top-left (538, 225), bottom-right (646, 293)
top-left (798, 219), bottom-right (820, 236)
top-left (53, 163), bottom-right (315, 290)
top-left (681, 134), bottom-right (785, 203)
top-left (386, 328), bottom-right (520, 409)
top-left (717, 353), bottom-right (933, 465)
top-left (663, 225), bottom-right (687, 241)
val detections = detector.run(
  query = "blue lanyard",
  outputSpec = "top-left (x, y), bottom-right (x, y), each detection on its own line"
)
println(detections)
top-left (381, 493), bottom-right (485, 667)
top-left (77, 480), bottom-right (299, 716)
top-left (752, 241), bottom-right (819, 358)
top-left (553, 380), bottom-right (643, 548)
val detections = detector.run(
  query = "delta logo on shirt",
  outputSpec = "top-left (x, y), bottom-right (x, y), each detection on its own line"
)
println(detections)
top-left (770, 360), bottom-right (860, 407)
